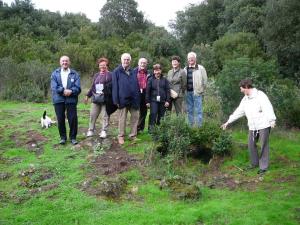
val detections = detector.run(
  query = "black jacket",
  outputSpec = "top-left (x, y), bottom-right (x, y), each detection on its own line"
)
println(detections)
top-left (146, 76), bottom-right (170, 103)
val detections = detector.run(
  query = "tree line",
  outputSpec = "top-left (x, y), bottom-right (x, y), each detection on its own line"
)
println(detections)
top-left (0, 0), bottom-right (299, 127)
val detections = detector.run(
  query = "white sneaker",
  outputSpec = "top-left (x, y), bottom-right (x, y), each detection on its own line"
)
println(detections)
top-left (86, 130), bottom-right (94, 137)
top-left (99, 130), bottom-right (107, 138)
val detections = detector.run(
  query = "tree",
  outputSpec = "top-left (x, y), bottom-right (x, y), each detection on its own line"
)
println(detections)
top-left (98, 0), bottom-right (147, 38)
top-left (216, 57), bottom-right (277, 116)
top-left (213, 32), bottom-right (265, 70)
top-left (261, 0), bottom-right (300, 85)
top-left (170, 0), bottom-right (224, 48)
top-left (217, 0), bottom-right (266, 36)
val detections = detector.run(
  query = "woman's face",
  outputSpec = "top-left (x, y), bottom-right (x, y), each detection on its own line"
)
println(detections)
top-left (172, 60), bottom-right (179, 69)
top-left (99, 62), bottom-right (108, 72)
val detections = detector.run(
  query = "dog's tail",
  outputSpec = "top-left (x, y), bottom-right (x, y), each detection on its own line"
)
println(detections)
top-left (43, 110), bottom-right (46, 119)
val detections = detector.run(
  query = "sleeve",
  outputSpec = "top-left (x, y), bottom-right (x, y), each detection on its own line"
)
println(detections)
top-left (165, 78), bottom-right (171, 102)
top-left (86, 74), bottom-right (97, 98)
top-left (50, 71), bottom-right (64, 95)
top-left (112, 70), bottom-right (119, 105)
top-left (70, 72), bottom-right (81, 96)
top-left (201, 66), bottom-right (208, 89)
top-left (181, 69), bottom-right (187, 94)
top-left (227, 99), bottom-right (246, 124)
top-left (146, 78), bottom-right (152, 104)
top-left (259, 91), bottom-right (276, 123)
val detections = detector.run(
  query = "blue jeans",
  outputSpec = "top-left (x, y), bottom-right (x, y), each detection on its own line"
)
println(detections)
top-left (186, 91), bottom-right (203, 127)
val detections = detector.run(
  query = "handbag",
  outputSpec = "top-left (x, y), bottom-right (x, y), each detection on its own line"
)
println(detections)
top-left (170, 89), bottom-right (178, 99)
top-left (92, 93), bottom-right (105, 104)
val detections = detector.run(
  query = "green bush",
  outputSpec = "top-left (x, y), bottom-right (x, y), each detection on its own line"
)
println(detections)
top-left (216, 57), bottom-right (277, 117)
top-left (151, 114), bottom-right (191, 160)
top-left (267, 79), bottom-right (300, 128)
top-left (0, 57), bottom-right (52, 102)
top-left (190, 121), bottom-right (233, 157)
top-left (212, 132), bottom-right (233, 156)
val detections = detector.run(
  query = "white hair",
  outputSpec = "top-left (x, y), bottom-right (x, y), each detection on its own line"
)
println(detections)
top-left (187, 52), bottom-right (197, 59)
top-left (121, 53), bottom-right (131, 61)
top-left (138, 57), bottom-right (147, 64)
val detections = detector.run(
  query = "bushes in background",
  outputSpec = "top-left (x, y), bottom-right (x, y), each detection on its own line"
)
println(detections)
top-left (0, 57), bottom-right (52, 102)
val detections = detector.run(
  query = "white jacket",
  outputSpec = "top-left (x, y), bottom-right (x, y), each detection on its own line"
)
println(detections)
top-left (227, 88), bottom-right (276, 130)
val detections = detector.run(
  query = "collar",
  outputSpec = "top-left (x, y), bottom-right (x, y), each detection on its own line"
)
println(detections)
top-left (247, 88), bottom-right (258, 99)
top-left (61, 68), bottom-right (70, 74)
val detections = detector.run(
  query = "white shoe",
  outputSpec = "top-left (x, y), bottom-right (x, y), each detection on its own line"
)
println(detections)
top-left (99, 130), bottom-right (107, 138)
top-left (86, 130), bottom-right (94, 137)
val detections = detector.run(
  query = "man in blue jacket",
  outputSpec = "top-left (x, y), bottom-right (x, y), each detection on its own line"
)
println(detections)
top-left (51, 55), bottom-right (81, 145)
top-left (112, 53), bottom-right (140, 144)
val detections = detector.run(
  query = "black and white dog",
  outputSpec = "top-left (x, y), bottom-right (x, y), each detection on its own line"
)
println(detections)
top-left (41, 111), bottom-right (55, 128)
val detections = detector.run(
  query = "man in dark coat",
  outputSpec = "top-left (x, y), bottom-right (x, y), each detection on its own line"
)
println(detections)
top-left (112, 53), bottom-right (140, 144)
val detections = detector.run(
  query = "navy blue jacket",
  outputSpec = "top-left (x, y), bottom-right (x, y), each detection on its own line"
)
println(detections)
top-left (51, 68), bottom-right (81, 104)
top-left (112, 65), bottom-right (140, 109)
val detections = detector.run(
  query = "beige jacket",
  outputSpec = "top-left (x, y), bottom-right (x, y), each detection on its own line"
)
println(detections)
top-left (184, 64), bottom-right (207, 95)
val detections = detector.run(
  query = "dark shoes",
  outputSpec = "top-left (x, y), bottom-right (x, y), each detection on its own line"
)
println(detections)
top-left (71, 139), bottom-right (78, 145)
top-left (59, 139), bottom-right (66, 145)
top-left (257, 169), bottom-right (267, 174)
top-left (59, 139), bottom-right (78, 145)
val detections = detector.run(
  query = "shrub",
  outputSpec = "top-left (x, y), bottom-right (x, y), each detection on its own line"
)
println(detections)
top-left (267, 79), bottom-right (300, 128)
top-left (151, 114), bottom-right (191, 161)
top-left (190, 121), bottom-right (233, 157)
top-left (0, 57), bottom-right (52, 102)
top-left (212, 132), bottom-right (233, 156)
top-left (216, 57), bottom-right (277, 117)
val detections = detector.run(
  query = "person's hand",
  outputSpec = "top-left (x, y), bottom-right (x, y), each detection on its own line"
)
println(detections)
top-left (164, 102), bottom-right (169, 107)
top-left (63, 89), bottom-right (72, 96)
top-left (146, 103), bottom-right (150, 108)
top-left (84, 96), bottom-right (89, 104)
top-left (270, 121), bottom-right (276, 128)
top-left (221, 122), bottom-right (229, 130)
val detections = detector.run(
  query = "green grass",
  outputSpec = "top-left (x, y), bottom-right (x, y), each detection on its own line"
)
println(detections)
top-left (1, 102), bottom-right (300, 225)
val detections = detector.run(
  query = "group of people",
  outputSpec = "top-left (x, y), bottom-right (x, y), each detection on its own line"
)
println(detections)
top-left (51, 51), bottom-right (276, 174)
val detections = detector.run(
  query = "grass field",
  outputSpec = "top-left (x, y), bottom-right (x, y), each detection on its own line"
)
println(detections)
top-left (0, 102), bottom-right (299, 225)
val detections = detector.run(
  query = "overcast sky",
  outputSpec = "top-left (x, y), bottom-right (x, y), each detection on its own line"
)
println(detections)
top-left (3, 0), bottom-right (201, 29)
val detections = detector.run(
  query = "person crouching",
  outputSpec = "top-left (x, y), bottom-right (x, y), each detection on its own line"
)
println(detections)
top-left (146, 64), bottom-right (170, 132)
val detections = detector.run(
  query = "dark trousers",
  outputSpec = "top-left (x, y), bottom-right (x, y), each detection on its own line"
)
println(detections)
top-left (149, 101), bottom-right (166, 130)
top-left (54, 103), bottom-right (78, 140)
top-left (137, 92), bottom-right (148, 131)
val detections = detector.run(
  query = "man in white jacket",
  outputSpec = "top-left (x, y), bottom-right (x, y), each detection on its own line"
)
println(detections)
top-left (221, 79), bottom-right (276, 174)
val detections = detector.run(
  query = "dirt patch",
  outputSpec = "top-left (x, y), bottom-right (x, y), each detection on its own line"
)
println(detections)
top-left (19, 165), bottom-right (55, 188)
top-left (0, 172), bottom-right (12, 180)
top-left (10, 130), bottom-right (47, 156)
top-left (0, 155), bottom-right (23, 164)
top-left (90, 140), bottom-right (138, 176)
top-left (273, 175), bottom-right (297, 183)
top-left (79, 134), bottom-right (139, 198)
top-left (199, 156), bottom-right (261, 191)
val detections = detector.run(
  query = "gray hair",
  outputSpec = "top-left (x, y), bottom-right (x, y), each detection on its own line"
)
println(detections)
top-left (121, 53), bottom-right (131, 61)
top-left (187, 52), bottom-right (197, 59)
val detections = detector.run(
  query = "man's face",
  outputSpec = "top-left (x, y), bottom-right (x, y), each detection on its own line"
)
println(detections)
top-left (240, 87), bottom-right (251, 96)
top-left (188, 56), bottom-right (196, 66)
top-left (138, 59), bottom-right (147, 70)
top-left (154, 69), bottom-right (161, 77)
top-left (60, 56), bottom-right (70, 70)
top-left (121, 56), bottom-right (131, 68)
